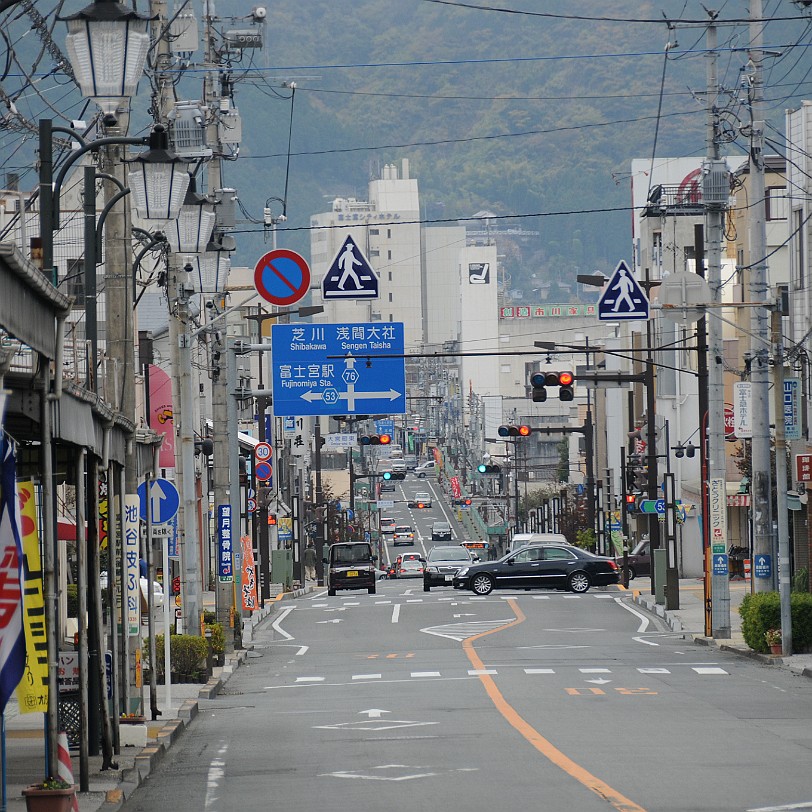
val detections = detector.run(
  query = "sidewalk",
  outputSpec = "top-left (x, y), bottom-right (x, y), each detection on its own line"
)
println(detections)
top-left (630, 578), bottom-right (812, 678)
top-left (1, 587), bottom-right (310, 812)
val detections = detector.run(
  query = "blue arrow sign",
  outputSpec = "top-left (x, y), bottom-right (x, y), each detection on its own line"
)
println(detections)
top-left (754, 554), bottom-right (771, 579)
top-left (322, 235), bottom-right (379, 300)
top-left (137, 478), bottom-right (180, 525)
top-left (271, 322), bottom-right (406, 417)
top-left (598, 260), bottom-right (649, 321)
top-left (712, 554), bottom-right (728, 576)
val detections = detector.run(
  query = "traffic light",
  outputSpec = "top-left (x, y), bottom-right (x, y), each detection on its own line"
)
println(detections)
top-left (382, 471), bottom-right (405, 480)
top-left (625, 463), bottom-right (636, 492)
top-left (497, 424), bottom-right (531, 438)
top-left (268, 513), bottom-right (277, 526)
top-left (629, 454), bottom-right (648, 489)
top-left (674, 443), bottom-right (696, 458)
top-left (529, 371), bottom-right (574, 402)
top-left (360, 434), bottom-right (391, 446)
top-left (624, 494), bottom-right (637, 511)
top-left (477, 463), bottom-right (501, 474)
top-left (558, 371), bottom-right (574, 401)
top-left (530, 372), bottom-right (547, 402)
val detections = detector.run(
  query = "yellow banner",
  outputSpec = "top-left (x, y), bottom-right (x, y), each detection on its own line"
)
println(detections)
top-left (15, 480), bottom-right (49, 713)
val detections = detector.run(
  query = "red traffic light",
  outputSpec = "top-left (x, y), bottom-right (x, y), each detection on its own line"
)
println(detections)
top-left (558, 371), bottom-right (573, 386)
top-left (625, 494), bottom-right (636, 504)
top-left (498, 425), bottom-right (531, 438)
top-left (360, 434), bottom-right (391, 445)
top-left (379, 434), bottom-right (391, 445)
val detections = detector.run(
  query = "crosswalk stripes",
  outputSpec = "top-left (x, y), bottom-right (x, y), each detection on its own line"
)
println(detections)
top-left (291, 665), bottom-right (730, 685)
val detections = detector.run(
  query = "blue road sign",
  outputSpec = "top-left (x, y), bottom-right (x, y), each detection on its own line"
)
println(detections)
top-left (713, 554), bottom-right (728, 576)
top-left (754, 554), bottom-right (772, 579)
top-left (655, 498), bottom-right (666, 515)
top-left (137, 478), bottom-right (180, 525)
top-left (375, 419), bottom-right (395, 436)
top-left (271, 322), bottom-right (406, 417)
top-left (598, 260), bottom-right (649, 321)
top-left (322, 236), bottom-right (379, 300)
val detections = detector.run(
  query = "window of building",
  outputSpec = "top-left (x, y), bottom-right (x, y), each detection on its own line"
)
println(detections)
top-left (500, 364), bottom-right (511, 374)
top-left (766, 187), bottom-right (787, 221)
top-left (388, 293), bottom-right (393, 303)
top-left (388, 272), bottom-right (392, 282)
top-left (369, 249), bottom-right (380, 258)
top-left (387, 228), bottom-right (392, 239)
top-left (387, 250), bottom-right (392, 260)
top-left (369, 228), bottom-right (379, 235)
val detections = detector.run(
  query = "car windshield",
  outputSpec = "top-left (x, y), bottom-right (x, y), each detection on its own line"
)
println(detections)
top-left (332, 545), bottom-right (372, 565)
top-left (401, 560), bottom-right (421, 569)
top-left (631, 541), bottom-right (650, 556)
top-left (428, 547), bottom-right (469, 562)
top-left (395, 526), bottom-right (412, 534)
top-left (433, 523), bottom-right (450, 530)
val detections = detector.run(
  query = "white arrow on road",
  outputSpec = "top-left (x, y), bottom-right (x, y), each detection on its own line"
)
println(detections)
top-left (586, 678), bottom-right (612, 685)
top-left (316, 619), bottom-right (343, 624)
top-left (359, 709), bottom-right (390, 718)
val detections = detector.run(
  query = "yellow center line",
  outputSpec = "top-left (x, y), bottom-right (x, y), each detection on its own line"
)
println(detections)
top-left (462, 597), bottom-right (647, 812)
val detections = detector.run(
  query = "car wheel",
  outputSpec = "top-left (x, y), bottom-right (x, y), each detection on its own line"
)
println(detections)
top-left (471, 573), bottom-right (494, 595)
top-left (626, 565), bottom-right (637, 581)
top-left (568, 571), bottom-right (591, 593)
top-left (327, 588), bottom-right (336, 597)
top-left (423, 582), bottom-right (430, 592)
top-left (368, 584), bottom-right (376, 595)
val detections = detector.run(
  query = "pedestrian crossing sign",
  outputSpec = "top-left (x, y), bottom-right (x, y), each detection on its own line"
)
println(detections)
top-left (322, 235), bottom-right (379, 300)
top-left (597, 260), bottom-right (649, 321)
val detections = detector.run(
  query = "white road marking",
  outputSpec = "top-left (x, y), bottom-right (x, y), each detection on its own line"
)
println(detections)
top-left (638, 667), bottom-right (670, 674)
top-left (411, 671), bottom-right (441, 678)
top-left (344, 602), bottom-right (361, 606)
top-left (406, 599), bottom-right (423, 603)
top-left (296, 677), bottom-right (325, 683)
top-left (579, 668), bottom-right (611, 674)
top-left (272, 607), bottom-right (295, 640)
top-left (468, 669), bottom-right (497, 675)
top-left (375, 600), bottom-right (392, 605)
top-left (204, 742), bottom-right (228, 811)
top-left (359, 709), bottom-right (389, 718)
top-left (316, 619), bottom-right (343, 624)
top-left (353, 674), bottom-right (382, 680)
top-left (531, 595), bottom-right (551, 600)
top-left (312, 603), bottom-right (328, 607)
top-left (633, 636), bottom-right (660, 647)
top-left (747, 802), bottom-right (812, 811)
top-left (296, 645), bottom-right (308, 656)
top-left (392, 604), bottom-right (401, 623)
top-left (524, 668), bottom-right (556, 674)
top-left (692, 667), bottom-right (728, 675)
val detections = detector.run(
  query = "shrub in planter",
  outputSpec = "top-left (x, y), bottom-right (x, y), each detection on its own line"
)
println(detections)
top-left (66, 585), bottom-right (78, 619)
top-left (740, 591), bottom-right (812, 653)
top-left (145, 633), bottom-right (208, 679)
top-left (204, 622), bottom-right (225, 659)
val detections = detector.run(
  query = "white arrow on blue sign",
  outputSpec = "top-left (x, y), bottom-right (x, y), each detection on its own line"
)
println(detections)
top-left (598, 260), bottom-right (649, 321)
top-left (137, 478), bottom-right (180, 525)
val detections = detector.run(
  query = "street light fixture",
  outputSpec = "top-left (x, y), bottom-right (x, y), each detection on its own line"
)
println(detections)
top-left (62, 0), bottom-right (153, 121)
top-left (165, 176), bottom-right (217, 255)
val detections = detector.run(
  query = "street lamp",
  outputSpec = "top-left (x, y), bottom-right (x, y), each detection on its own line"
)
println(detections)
top-left (62, 0), bottom-right (153, 121)
top-left (165, 176), bottom-right (216, 255)
top-left (127, 126), bottom-right (191, 221)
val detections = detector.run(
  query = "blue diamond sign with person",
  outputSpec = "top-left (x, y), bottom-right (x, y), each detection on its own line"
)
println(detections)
top-left (322, 236), bottom-right (379, 300)
top-left (598, 260), bottom-right (649, 321)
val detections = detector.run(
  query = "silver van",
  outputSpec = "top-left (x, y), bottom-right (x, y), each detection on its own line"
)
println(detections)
top-left (508, 532), bottom-right (570, 554)
top-left (414, 460), bottom-right (436, 478)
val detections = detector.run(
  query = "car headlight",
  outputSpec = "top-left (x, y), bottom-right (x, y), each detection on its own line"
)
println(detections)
top-left (457, 567), bottom-right (469, 577)
top-left (427, 566), bottom-right (439, 573)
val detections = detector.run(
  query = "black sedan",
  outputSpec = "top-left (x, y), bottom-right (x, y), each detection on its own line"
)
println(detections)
top-left (423, 545), bottom-right (476, 591)
top-left (452, 544), bottom-right (620, 595)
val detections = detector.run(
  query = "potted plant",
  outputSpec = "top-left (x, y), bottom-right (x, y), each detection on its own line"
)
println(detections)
top-left (764, 628), bottom-right (783, 655)
top-left (22, 777), bottom-right (76, 812)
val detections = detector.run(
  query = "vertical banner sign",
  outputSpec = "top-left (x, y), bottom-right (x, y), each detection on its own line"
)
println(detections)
top-left (15, 480), bottom-right (48, 713)
top-left (240, 536), bottom-right (258, 611)
top-left (733, 382), bottom-right (752, 439)
top-left (708, 478), bottom-right (727, 554)
top-left (217, 505), bottom-right (234, 582)
top-left (0, 436), bottom-right (25, 715)
top-left (124, 496), bottom-right (140, 635)
top-left (99, 477), bottom-right (109, 550)
top-left (784, 378), bottom-right (801, 441)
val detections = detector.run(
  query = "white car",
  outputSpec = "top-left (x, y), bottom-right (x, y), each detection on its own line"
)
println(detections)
top-left (414, 461), bottom-right (436, 478)
top-left (409, 492), bottom-right (432, 508)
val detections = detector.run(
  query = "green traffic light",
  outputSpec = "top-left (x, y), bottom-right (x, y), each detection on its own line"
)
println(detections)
top-left (382, 472), bottom-right (392, 480)
top-left (477, 464), bottom-right (487, 473)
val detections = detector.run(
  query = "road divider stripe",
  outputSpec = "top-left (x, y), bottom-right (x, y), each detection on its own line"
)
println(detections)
top-left (462, 597), bottom-right (647, 812)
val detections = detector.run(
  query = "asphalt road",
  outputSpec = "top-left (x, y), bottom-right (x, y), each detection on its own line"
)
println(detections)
top-left (122, 477), bottom-right (812, 812)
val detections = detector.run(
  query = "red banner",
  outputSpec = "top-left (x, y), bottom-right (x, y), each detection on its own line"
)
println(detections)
top-left (148, 364), bottom-right (176, 469)
top-left (240, 536), bottom-right (258, 611)
top-left (450, 476), bottom-right (461, 499)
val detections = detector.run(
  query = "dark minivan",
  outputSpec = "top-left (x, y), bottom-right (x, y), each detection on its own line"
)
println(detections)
top-left (325, 542), bottom-right (377, 596)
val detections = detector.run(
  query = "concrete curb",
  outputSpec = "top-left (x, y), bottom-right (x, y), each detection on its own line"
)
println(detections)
top-left (100, 591), bottom-right (301, 809)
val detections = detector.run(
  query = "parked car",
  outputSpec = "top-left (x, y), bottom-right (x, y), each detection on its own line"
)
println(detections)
top-left (614, 539), bottom-right (651, 580)
top-left (324, 542), bottom-right (377, 596)
top-left (393, 525), bottom-right (415, 546)
top-left (409, 492), bottom-right (432, 508)
top-left (414, 460), bottom-right (436, 478)
top-left (423, 545), bottom-right (475, 591)
top-left (431, 521), bottom-right (452, 541)
top-left (453, 544), bottom-right (620, 595)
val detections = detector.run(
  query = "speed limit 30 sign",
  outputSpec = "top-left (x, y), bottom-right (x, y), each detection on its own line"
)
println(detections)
top-left (254, 442), bottom-right (272, 462)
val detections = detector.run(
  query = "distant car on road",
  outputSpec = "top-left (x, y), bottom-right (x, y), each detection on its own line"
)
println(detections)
top-left (397, 558), bottom-right (424, 579)
top-left (414, 460), bottom-right (436, 478)
top-left (404, 455), bottom-right (418, 470)
top-left (453, 544), bottom-right (619, 595)
top-left (390, 552), bottom-right (422, 578)
top-left (431, 521), bottom-right (452, 541)
top-left (409, 492), bottom-right (432, 508)
top-left (380, 517), bottom-right (396, 535)
top-left (614, 539), bottom-right (650, 580)
top-left (393, 525), bottom-right (415, 546)
top-left (423, 545), bottom-right (475, 591)
top-left (324, 541), bottom-right (377, 596)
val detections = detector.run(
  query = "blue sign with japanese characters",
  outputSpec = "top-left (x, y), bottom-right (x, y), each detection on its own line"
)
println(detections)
top-left (712, 554), bottom-right (728, 576)
top-left (271, 323), bottom-right (406, 416)
top-left (754, 554), bottom-right (772, 580)
top-left (217, 504), bottom-right (234, 582)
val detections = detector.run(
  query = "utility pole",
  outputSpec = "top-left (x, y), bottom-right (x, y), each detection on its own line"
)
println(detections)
top-left (747, 0), bottom-right (774, 593)
top-left (704, 15), bottom-right (731, 637)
